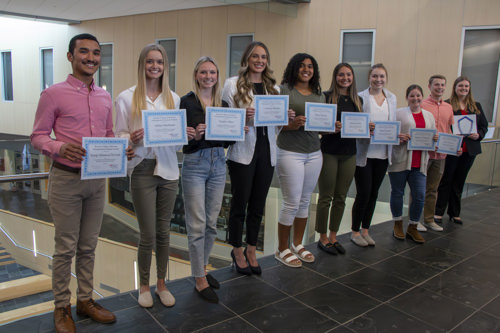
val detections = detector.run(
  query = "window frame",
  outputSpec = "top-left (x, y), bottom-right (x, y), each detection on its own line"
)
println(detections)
top-left (339, 29), bottom-right (376, 91)
top-left (1, 50), bottom-right (14, 102)
top-left (156, 38), bottom-right (177, 91)
top-left (226, 33), bottom-right (254, 78)
top-left (96, 42), bottom-right (114, 98)
top-left (40, 47), bottom-right (54, 92)
top-left (458, 25), bottom-right (500, 125)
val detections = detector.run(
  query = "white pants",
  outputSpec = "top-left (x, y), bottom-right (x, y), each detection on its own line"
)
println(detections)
top-left (276, 148), bottom-right (323, 226)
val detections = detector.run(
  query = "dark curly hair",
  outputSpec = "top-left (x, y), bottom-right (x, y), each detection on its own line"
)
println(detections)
top-left (281, 53), bottom-right (321, 95)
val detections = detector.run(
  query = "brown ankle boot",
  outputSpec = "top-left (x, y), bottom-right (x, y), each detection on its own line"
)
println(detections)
top-left (406, 224), bottom-right (425, 244)
top-left (393, 220), bottom-right (405, 240)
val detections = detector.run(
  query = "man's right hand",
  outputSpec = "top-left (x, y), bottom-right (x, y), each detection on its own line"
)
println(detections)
top-left (59, 143), bottom-right (86, 162)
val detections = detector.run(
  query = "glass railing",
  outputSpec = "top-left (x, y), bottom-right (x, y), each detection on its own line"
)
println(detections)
top-left (1, 129), bottom-right (499, 259)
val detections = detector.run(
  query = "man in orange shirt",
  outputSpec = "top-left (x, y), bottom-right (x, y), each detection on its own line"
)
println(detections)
top-left (421, 75), bottom-right (454, 233)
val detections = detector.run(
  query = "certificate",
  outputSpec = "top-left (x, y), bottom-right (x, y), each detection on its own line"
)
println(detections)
top-left (304, 102), bottom-right (337, 132)
top-left (254, 95), bottom-right (289, 126)
top-left (205, 107), bottom-right (245, 141)
top-left (452, 114), bottom-right (477, 135)
top-left (408, 128), bottom-right (436, 151)
top-left (436, 133), bottom-right (463, 156)
top-left (81, 137), bottom-right (127, 180)
top-left (142, 109), bottom-right (187, 147)
top-left (371, 121), bottom-right (400, 145)
top-left (340, 112), bottom-right (370, 138)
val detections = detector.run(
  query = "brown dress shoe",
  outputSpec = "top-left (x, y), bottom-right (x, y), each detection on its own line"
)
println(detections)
top-left (406, 224), bottom-right (425, 244)
top-left (54, 305), bottom-right (76, 333)
top-left (76, 299), bottom-right (116, 324)
top-left (393, 220), bottom-right (405, 240)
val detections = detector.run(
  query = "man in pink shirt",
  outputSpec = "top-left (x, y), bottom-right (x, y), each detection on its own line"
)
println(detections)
top-left (421, 75), bottom-right (454, 233)
top-left (31, 33), bottom-right (116, 333)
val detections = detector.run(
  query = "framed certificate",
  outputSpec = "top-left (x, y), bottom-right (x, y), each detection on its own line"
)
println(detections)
top-left (304, 102), bottom-right (337, 132)
top-left (142, 109), bottom-right (187, 147)
top-left (408, 128), bottom-right (436, 151)
top-left (452, 114), bottom-right (477, 135)
top-left (340, 112), bottom-right (370, 138)
top-left (254, 95), bottom-right (289, 126)
top-left (436, 133), bottom-right (463, 155)
top-left (81, 137), bottom-right (127, 180)
top-left (371, 121), bottom-right (401, 145)
top-left (205, 107), bottom-right (245, 141)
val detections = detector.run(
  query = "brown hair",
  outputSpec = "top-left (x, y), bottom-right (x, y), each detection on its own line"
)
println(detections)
top-left (449, 76), bottom-right (480, 114)
top-left (428, 74), bottom-right (446, 85)
top-left (325, 63), bottom-right (362, 112)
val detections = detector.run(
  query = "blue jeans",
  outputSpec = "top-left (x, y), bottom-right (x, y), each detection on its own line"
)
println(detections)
top-left (389, 168), bottom-right (426, 222)
top-left (182, 147), bottom-right (226, 278)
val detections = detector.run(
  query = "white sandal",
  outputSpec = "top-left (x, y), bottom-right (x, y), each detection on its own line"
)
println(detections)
top-left (275, 249), bottom-right (302, 268)
top-left (291, 244), bottom-right (315, 263)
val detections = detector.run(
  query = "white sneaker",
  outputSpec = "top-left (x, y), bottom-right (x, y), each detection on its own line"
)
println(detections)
top-left (424, 221), bottom-right (444, 231)
top-left (416, 222), bottom-right (427, 232)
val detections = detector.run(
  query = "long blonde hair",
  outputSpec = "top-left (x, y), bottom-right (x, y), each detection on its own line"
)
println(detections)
top-left (449, 76), bottom-right (480, 114)
top-left (234, 41), bottom-right (278, 107)
top-left (192, 56), bottom-right (223, 110)
top-left (132, 43), bottom-right (175, 119)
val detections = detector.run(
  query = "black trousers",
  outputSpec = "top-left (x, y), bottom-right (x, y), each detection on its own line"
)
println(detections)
top-left (435, 152), bottom-right (476, 218)
top-left (227, 150), bottom-right (274, 248)
top-left (351, 158), bottom-right (388, 231)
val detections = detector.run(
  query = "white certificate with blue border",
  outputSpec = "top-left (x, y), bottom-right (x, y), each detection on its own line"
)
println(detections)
top-left (436, 133), bottom-right (463, 156)
top-left (142, 109), bottom-right (187, 147)
top-left (341, 112), bottom-right (370, 138)
top-left (205, 107), bottom-right (245, 141)
top-left (452, 114), bottom-right (477, 135)
top-left (81, 137), bottom-right (127, 180)
top-left (371, 121), bottom-right (400, 145)
top-left (304, 102), bottom-right (337, 132)
top-left (408, 128), bottom-right (436, 151)
top-left (254, 95), bottom-right (289, 127)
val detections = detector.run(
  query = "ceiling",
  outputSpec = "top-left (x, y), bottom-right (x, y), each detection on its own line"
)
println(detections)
top-left (0, 0), bottom-right (309, 23)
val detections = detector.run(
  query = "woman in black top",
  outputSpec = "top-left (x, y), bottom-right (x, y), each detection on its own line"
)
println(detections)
top-left (435, 76), bottom-right (488, 224)
top-left (181, 56), bottom-right (230, 303)
top-left (315, 63), bottom-right (363, 255)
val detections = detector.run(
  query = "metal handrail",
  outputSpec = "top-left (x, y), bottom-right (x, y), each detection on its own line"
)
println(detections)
top-left (0, 172), bottom-right (49, 183)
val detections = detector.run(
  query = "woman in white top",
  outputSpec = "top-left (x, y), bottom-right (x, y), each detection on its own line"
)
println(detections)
top-left (115, 44), bottom-right (194, 308)
top-left (222, 41), bottom-right (285, 276)
top-left (351, 63), bottom-right (397, 247)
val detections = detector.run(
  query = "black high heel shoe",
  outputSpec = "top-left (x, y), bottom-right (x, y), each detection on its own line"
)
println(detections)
top-left (244, 248), bottom-right (262, 275)
top-left (231, 250), bottom-right (252, 275)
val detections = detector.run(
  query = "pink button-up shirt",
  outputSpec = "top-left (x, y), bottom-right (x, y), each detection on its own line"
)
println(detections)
top-left (421, 96), bottom-right (454, 160)
top-left (31, 74), bottom-right (114, 168)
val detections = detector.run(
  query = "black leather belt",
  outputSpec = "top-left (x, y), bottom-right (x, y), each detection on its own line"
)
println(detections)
top-left (52, 161), bottom-right (81, 174)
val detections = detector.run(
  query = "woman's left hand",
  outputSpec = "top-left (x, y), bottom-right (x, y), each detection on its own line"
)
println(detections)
top-left (334, 121), bottom-right (342, 133)
top-left (186, 126), bottom-right (196, 141)
top-left (288, 109), bottom-right (296, 122)
top-left (398, 133), bottom-right (410, 143)
top-left (468, 133), bottom-right (479, 140)
top-left (457, 148), bottom-right (463, 156)
top-left (125, 146), bottom-right (135, 160)
top-left (369, 122), bottom-right (375, 136)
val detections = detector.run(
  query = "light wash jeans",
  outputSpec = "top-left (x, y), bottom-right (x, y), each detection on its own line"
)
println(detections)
top-left (276, 148), bottom-right (323, 226)
top-left (389, 168), bottom-right (426, 223)
top-left (182, 147), bottom-right (226, 278)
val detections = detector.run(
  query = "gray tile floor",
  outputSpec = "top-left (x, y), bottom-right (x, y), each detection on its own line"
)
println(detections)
top-left (2, 188), bottom-right (500, 332)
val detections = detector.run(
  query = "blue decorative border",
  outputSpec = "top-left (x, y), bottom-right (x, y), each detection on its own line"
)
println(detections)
top-left (340, 112), bottom-right (370, 138)
top-left (436, 133), bottom-right (463, 155)
top-left (408, 128), bottom-right (437, 150)
top-left (304, 102), bottom-right (337, 132)
top-left (371, 121), bottom-right (401, 144)
top-left (254, 95), bottom-right (289, 126)
top-left (205, 107), bottom-right (245, 141)
top-left (81, 137), bottom-right (127, 179)
top-left (142, 109), bottom-right (187, 146)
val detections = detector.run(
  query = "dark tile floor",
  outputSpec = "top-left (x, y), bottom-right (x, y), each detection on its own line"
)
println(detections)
top-left (2, 188), bottom-right (500, 332)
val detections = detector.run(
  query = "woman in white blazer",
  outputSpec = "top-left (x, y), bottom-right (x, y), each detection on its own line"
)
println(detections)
top-left (390, 84), bottom-right (437, 244)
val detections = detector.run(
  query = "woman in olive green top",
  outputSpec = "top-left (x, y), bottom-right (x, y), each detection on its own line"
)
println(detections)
top-left (275, 53), bottom-right (324, 268)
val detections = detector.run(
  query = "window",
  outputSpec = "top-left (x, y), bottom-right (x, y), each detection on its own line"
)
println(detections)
top-left (40, 48), bottom-right (53, 91)
top-left (459, 27), bottom-right (500, 123)
top-left (97, 43), bottom-right (113, 97)
top-left (157, 39), bottom-right (177, 91)
top-left (227, 34), bottom-right (254, 77)
top-left (1, 51), bottom-right (13, 101)
top-left (340, 30), bottom-right (375, 91)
